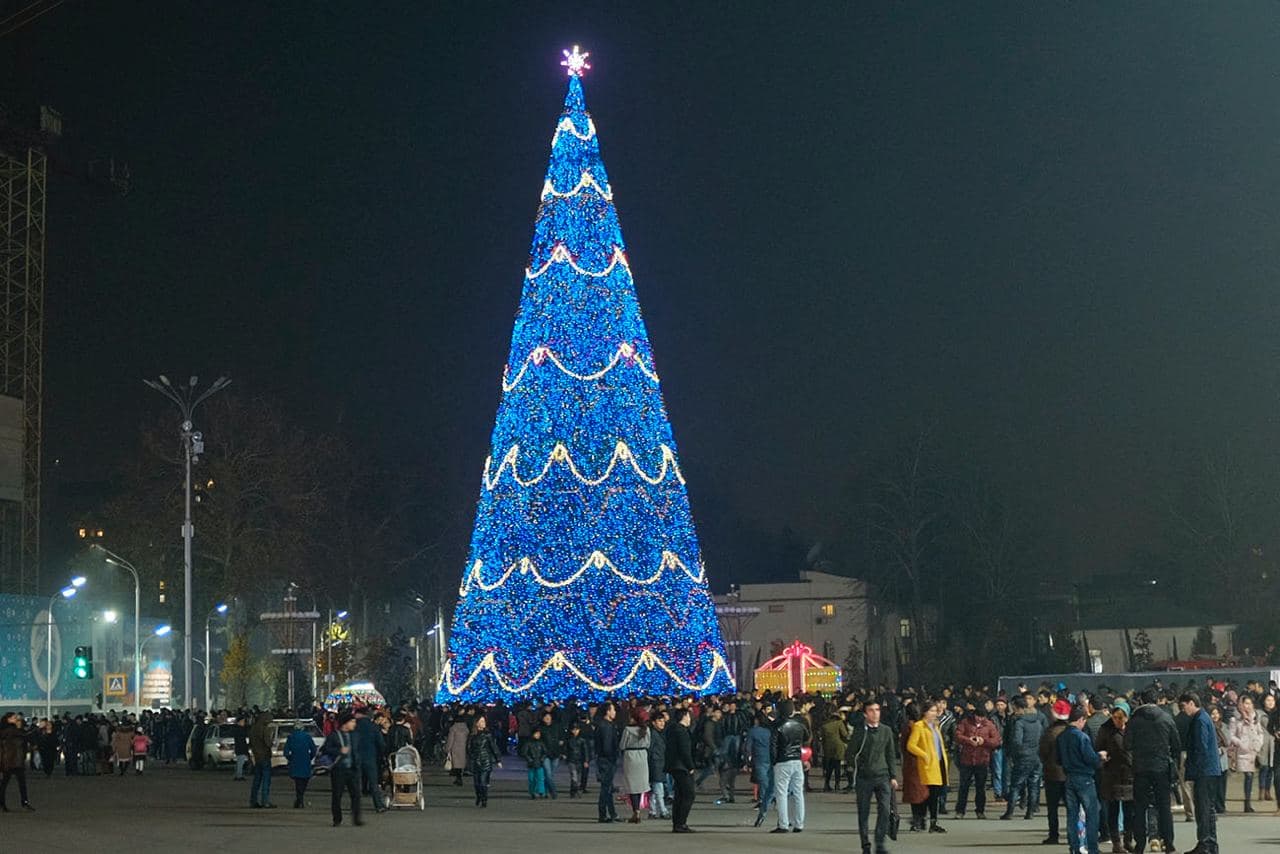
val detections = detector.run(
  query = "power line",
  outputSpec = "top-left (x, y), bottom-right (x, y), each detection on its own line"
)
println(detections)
top-left (0, 0), bottom-right (66, 39)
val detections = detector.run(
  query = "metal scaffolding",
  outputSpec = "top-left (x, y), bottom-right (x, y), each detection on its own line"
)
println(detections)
top-left (0, 142), bottom-right (46, 594)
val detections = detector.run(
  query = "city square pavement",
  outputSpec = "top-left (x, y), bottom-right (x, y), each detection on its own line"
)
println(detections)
top-left (3, 762), bottom-right (1276, 852)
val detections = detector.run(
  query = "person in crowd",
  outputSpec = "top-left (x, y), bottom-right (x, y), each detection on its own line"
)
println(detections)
top-left (990, 695), bottom-right (1009, 802)
top-left (1001, 693), bottom-right (1046, 821)
top-left (538, 709), bottom-right (564, 800)
top-left (770, 699), bottom-right (810, 834)
top-left (467, 714), bottom-right (500, 807)
top-left (284, 722), bottom-right (317, 808)
top-left (694, 704), bottom-right (722, 790)
top-left (664, 705), bottom-right (696, 833)
top-left (718, 698), bottom-right (745, 803)
top-left (1035, 699), bottom-right (1070, 846)
top-left (1096, 702), bottom-right (1135, 853)
top-left (111, 723), bottom-right (133, 776)
top-left (445, 710), bottom-right (469, 788)
top-left (1126, 689), bottom-right (1180, 854)
top-left (619, 707), bottom-right (652, 823)
top-left (232, 717), bottom-right (249, 780)
top-left (1228, 694), bottom-right (1266, 813)
top-left (520, 727), bottom-right (548, 799)
top-left (906, 698), bottom-right (950, 834)
top-left (131, 727), bottom-right (151, 775)
top-left (322, 712), bottom-right (362, 827)
top-left (565, 720), bottom-right (588, 799)
top-left (1181, 692), bottom-right (1222, 854)
top-left (1260, 693), bottom-right (1277, 803)
top-left (748, 708), bottom-right (775, 828)
top-left (353, 706), bottom-right (387, 813)
top-left (647, 711), bottom-right (672, 820)
top-left (953, 701), bottom-right (1001, 819)
top-left (1059, 706), bottom-right (1107, 854)
top-left (248, 710), bottom-right (274, 809)
top-left (594, 703), bottom-right (620, 823)
top-left (0, 712), bottom-right (32, 812)
top-left (846, 698), bottom-right (899, 854)
top-left (35, 720), bottom-right (56, 778)
top-left (1208, 705), bottom-right (1228, 814)
top-left (820, 707), bottom-right (849, 793)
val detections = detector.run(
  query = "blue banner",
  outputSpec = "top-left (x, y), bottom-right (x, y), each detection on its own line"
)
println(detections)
top-left (0, 593), bottom-right (94, 710)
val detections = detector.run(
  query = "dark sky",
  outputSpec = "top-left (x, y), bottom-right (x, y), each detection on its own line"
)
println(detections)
top-left (8, 2), bottom-right (1280, 579)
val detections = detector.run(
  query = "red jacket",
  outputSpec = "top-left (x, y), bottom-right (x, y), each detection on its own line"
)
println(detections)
top-left (955, 715), bottom-right (1002, 767)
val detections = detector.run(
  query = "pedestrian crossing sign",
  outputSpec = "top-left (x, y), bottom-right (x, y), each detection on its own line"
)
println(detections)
top-left (105, 673), bottom-right (127, 696)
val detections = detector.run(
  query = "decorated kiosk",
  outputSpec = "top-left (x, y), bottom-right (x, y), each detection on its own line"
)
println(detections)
top-left (753, 641), bottom-right (841, 697)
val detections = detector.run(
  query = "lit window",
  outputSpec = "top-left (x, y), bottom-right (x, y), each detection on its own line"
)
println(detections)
top-left (95, 529), bottom-right (104, 538)
top-left (78, 528), bottom-right (86, 538)
top-left (820, 603), bottom-right (836, 618)
top-left (899, 618), bottom-right (912, 638)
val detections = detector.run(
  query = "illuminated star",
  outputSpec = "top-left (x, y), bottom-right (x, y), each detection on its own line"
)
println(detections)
top-left (561, 45), bottom-right (591, 77)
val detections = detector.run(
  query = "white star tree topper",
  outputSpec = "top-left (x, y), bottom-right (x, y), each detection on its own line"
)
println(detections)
top-left (561, 45), bottom-right (591, 77)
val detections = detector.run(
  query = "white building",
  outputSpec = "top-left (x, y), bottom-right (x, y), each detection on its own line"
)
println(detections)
top-left (714, 570), bottom-right (903, 688)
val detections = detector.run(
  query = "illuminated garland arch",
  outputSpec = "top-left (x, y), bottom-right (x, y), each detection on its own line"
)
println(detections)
top-left (502, 342), bottom-right (659, 391)
top-left (525, 243), bottom-right (629, 280)
top-left (482, 441), bottom-right (683, 489)
top-left (459, 549), bottom-right (703, 596)
top-left (541, 171), bottom-right (613, 201)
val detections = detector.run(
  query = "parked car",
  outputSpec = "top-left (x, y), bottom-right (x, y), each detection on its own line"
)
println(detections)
top-left (184, 720), bottom-right (239, 767)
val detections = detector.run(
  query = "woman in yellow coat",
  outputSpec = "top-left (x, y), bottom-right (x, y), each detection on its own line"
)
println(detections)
top-left (906, 700), bottom-right (950, 834)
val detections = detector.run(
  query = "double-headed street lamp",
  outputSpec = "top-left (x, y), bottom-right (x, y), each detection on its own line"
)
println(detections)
top-left (45, 575), bottom-right (87, 718)
top-left (144, 373), bottom-right (230, 709)
top-left (90, 544), bottom-right (142, 716)
top-left (205, 602), bottom-right (228, 710)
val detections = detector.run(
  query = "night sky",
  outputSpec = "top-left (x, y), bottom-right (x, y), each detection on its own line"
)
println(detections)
top-left (7, 3), bottom-right (1280, 581)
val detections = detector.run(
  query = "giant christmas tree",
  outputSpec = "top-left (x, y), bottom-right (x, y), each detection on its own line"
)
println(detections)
top-left (436, 48), bottom-right (734, 702)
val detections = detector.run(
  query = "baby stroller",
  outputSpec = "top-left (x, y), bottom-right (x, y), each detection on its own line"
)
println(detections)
top-left (390, 745), bottom-right (425, 810)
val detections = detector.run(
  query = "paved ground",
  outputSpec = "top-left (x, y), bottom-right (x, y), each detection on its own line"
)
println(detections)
top-left (3, 762), bottom-right (1277, 852)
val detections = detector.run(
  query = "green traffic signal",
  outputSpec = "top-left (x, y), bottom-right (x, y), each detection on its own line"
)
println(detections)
top-left (73, 645), bottom-right (93, 680)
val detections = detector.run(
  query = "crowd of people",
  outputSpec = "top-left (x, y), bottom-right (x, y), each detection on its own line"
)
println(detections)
top-left (2, 673), bottom-right (1277, 854)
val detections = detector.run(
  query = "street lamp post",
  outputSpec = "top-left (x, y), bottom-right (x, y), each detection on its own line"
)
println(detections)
top-left (45, 576), bottom-right (86, 718)
top-left (144, 374), bottom-right (230, 709)
top-left (205, 603), bottom-right (228, 711)
top-left (91, 545), bottom-right (142, 717)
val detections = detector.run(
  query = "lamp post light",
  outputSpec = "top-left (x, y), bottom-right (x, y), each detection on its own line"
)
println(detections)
top-left (144, 373), bottom-right (230, 709)
top-left (45, 579), bottom-right (84, 718)
top-left (91, 545), bottom-right (143, 717)
top-left (205, 602), bottom-right (228, 711)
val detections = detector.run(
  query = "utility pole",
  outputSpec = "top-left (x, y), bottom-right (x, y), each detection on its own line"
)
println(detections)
top-left (144, 375), bottom-right (229, 708)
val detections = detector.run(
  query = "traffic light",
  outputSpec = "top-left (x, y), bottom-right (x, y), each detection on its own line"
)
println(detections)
top-left (73, 645), bottom-right (93, 680)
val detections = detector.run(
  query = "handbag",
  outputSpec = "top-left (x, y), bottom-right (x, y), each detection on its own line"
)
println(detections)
top-left (444, 754), bottom-right (453, 772)
top-left (888, 799), bottom-right (901, 841)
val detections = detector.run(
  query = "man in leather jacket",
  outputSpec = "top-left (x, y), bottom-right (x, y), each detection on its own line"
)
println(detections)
top-left (770, 700), bottom-right (811, 833)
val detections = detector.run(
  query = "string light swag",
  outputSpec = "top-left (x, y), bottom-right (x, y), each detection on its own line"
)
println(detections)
top-left (526, 243), bottom-right (629, 280)
top-left (483, 440), bottom-right (684, 489)
top-left (503, 342), bottom-right (659, 391)
top-left (541, 171), bottom-right (613, 201)
top-left (459, 549), bottom-right (703, 596)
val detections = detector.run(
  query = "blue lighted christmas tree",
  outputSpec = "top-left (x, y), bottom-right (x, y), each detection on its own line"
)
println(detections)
top-left (436, 47), bottom-right (734, 702)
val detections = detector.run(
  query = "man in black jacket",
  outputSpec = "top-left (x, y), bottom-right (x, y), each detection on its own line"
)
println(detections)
top-left (770, 700), bottom-right (810, 833)
top-left (665, 706), bottom-right (696, 833)
top-left (594, 703), bottom-right (619, 823)
top-left (1126, 690), bottom-right (1181, 854)
top-left (846, 700), bottom-right (900, 854)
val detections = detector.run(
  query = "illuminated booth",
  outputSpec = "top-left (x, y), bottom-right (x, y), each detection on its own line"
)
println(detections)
top-left (753, 641), bottom-right (841, 697)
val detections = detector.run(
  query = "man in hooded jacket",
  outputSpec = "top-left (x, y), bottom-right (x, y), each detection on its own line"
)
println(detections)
top-left (1125, 689), bottom-right (1180, 854)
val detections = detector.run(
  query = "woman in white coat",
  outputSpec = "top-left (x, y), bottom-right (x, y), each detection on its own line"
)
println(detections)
top-left (1229, 695), bottom-right (1267, 813)
top-left (619, 707), bottom-right (652, 824)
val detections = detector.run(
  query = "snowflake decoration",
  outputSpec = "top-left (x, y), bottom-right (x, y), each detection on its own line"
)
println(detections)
top-left (561, 45), bottom-right (591, 77)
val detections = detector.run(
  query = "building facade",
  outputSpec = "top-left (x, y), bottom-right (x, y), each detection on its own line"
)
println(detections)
top-left (715, 570), bottom-right (902, 690)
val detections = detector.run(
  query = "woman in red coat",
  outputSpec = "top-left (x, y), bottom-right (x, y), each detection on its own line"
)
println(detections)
top-left (900, 701), bottom-right (928, 831)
